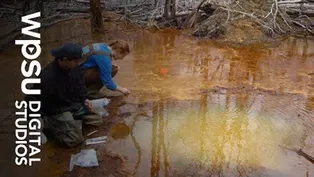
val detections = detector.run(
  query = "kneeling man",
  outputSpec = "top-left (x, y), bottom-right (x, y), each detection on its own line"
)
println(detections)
top-left (25, 43), bottom-right (102, 147)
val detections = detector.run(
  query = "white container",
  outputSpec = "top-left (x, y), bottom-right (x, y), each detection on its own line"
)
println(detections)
top-left (90, 98), bottom-right (110, 108)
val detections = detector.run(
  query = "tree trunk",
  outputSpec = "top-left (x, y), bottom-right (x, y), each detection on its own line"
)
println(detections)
top-left (164, 0), bottom-right (176, 19)
top-left (164, 0), bottom-right (170, 19)
top-left (170, 0), bottom-right (176, 19)
top-left (90, 0), bottom-right (104, 33)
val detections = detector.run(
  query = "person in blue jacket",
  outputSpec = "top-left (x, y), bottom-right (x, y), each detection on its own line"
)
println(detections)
top-left (81, 40), bottom-right (131, 96)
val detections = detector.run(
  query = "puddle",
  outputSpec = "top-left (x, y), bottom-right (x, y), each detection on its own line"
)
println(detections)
top-left (103, 23), bottom-right (314, 176)
top-left (107, 93), bottom-right (314, 177)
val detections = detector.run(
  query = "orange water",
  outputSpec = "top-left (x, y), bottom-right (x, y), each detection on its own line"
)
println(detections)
top-left (0, 19), bottom-right (313, 177)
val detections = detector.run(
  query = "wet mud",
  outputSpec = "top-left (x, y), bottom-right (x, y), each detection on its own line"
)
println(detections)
top-left (0, 19), bottom-right (313, 177)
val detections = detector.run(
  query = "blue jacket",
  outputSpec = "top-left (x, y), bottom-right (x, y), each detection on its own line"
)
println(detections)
top-left (81, 43), bottom-right (117, 90)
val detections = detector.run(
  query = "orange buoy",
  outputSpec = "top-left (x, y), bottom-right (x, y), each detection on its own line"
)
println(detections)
top-left (160, 67), bottom-right (167, 76)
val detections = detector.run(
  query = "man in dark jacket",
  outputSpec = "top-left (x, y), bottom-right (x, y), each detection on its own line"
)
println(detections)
top-left (25, 43), bottom-right (102, 147)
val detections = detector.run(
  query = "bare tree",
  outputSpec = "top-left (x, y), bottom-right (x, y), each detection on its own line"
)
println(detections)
top-left (90, 0), bottom-right (104, 32)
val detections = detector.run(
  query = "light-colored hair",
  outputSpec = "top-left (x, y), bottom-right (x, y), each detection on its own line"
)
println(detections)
top-left (107, 40), bottom-right (130, 55)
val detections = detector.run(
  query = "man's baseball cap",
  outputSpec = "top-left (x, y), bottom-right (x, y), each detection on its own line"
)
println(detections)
top-left (51, 43), bottom-right (83, 60)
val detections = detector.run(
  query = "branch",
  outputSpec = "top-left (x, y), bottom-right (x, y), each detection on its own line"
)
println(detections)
top-left (197, 0), bottom-right (207, 11)
top-left (278, 0), bottom-right (314, 4)
top-left (265, 3), bottom-right (274, 18)
top-left (292, 20), bottom-right (314, 34)
top-left (279, 9), bottom-right (293, 29)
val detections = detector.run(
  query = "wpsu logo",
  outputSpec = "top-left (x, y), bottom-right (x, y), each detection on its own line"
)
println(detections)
top-left (15, 12), bottom-right (42, 166)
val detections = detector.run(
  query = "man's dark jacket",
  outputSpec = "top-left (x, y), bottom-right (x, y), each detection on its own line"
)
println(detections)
top-left (25, 60), bottom-right (87, 116)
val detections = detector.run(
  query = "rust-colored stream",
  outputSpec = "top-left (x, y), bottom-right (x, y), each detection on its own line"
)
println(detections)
top-left (0, 19), bottom-right (313, 177)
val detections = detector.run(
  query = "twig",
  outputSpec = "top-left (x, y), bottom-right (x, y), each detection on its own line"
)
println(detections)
top-left (279, 145), bottom-right (298, 152)
top-left (154, 23), bottom-right (161, 30)
top-left (118, 15), bottom-right (143, 28)
top-left (275, 21), bottom-right (285, 32)
top-left (279, 9), bottom-right (293, 30)
top-left (149, 0), bottom-right (162, 21)
top-left (86, 140), bottom-right (106, 145)
top-left (235, 1), bottom-right (245, 11)
top-left (87, 130), bottom-right (98, 137)
top-left (299, 15), bottom-right (312, 22)
top-left (278, 0), bottom-right (314, 4)
top-left (265, 3), bottom-right (274, 18)
top-left (292, 20), bottom-right (314, 35)
top-left (225, 9), bottom-right (230, 24)
top-left (273, 0), bottom-right (279, 22)
top-left (161, 16), bottom-right (175, 28)
top-left (279, 145), bottom-right (314, 164)
top-left (293, 20), bottom-right (307, 28)
top-left (130, 7), bottom-right (143, 15)
top-left (197, 0), bottom-right (207, 11)
top-left (41, 12), bottom-right (62, 21)
top-left (206, 26), bottom-right (218, 37)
